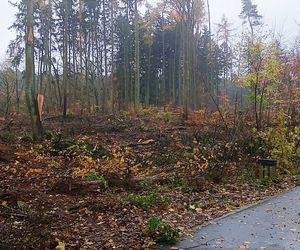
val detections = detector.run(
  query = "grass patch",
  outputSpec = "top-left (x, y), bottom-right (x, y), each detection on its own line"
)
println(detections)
top-left (83, 172), bottom-right (108, 188)
top-left (256, 178), bottom-right (273, 186)
top-left (128, 188), bottom-right (170, 210)
top-left (240, 169), bottom-right (279, 186)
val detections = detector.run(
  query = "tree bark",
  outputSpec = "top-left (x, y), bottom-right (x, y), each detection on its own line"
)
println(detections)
top-left (25, 0), bottom-right (43, 139)
top-left (134, 0), bottom-right (140, 112)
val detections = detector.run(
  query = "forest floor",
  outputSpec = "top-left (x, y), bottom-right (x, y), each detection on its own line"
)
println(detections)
top-left (0, 110), bottom-right (299, 249)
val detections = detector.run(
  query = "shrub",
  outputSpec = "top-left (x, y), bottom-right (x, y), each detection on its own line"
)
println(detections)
top-left (241, 169), bottom-right (256, 183)
top-left (240, 168), bottom-right (280, 186)
top-left (146, 216), bottom-right (180, 244)
top-left (259, 112), bottom-right (299, 172)
top-left (19, 133), bottom-right (34, 143)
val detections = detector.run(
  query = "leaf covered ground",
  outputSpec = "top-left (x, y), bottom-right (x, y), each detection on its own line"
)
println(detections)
top-left (0, 110), bottom-right (298, 249)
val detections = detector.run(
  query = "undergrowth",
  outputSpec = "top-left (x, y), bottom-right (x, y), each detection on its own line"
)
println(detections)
top-left (128, 184), bottom-right (171, 210)
top-left (146, 216), bottom-right (179, 244)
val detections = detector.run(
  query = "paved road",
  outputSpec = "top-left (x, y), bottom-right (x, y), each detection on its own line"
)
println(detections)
top-left (158, 187), bottom-right (300, 250)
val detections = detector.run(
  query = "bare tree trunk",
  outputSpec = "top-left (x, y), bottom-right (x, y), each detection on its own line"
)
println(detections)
top-left (134, 0), bottom-right (140, 112)
top-left (145, 45), bottom-right (151, 107)
top-left (15, 65), bottom-right (20, 113)
top-left (62, 0), bottom-right (69, 118)
top-left (161, 9), bottom-right (166, 106)
top-left (25, 0), bottom-right (43, 139)
top-left (111, 0), bottom-right (115, 113)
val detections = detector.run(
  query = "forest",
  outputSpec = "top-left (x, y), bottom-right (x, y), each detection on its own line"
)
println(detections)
top-left (0, 0), bottom-right (300, 249)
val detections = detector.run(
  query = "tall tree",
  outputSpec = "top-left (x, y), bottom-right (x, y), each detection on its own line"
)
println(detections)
top-left (217, 15), bottom-right (233, 95)
top-left (239, 0), bottom-right (262, 43)
top-left (62, 0), bottom-right (70, 117)
top-left (134, 0), bottom-right (140, 112)
top-left (25, 0), bottom-right (43, 139)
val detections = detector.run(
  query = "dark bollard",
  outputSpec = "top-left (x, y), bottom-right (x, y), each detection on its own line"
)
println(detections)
top-left (257, 159), bottom-right (277, 178)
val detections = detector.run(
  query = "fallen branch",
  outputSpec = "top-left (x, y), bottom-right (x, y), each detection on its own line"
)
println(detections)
top-left (123, 139), bottom-right (155, 147)
top-left (0, 212), bottom-right (28, 218)
top-left (0, 203), bottom-right (28, 218)
top-left (43, 115), bottom-right (71, 121)
top-left (166, 126), bottom-right (187, 131)
top-left (0, 193), bottom-right (14, 200)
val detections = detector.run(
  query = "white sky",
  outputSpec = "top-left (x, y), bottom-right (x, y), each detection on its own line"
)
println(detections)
top-left (209, 0), bottom-right (299, 43)
top-left (0, 0), bottom-right (299, 60)
top-left (0, 1), bottom-right (15, 60)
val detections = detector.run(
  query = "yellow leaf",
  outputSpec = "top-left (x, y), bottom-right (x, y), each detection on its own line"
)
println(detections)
top-left (146, 241), bottom-right (157, 247)
top-left (55, 240), bottom-right (65, 250)
top-left (196, 207), bottom-right (203, 213)
top-left (1, 201), bottom-right (8, 207)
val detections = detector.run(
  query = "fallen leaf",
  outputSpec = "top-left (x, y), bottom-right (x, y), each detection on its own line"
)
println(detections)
top-left (196, 207), bottom-right (203, 213)
top-left (55, 240), bottom-right (65, 250)
top-left (189, 204), bottom-right (196, 210)
top-left (1, 201), bottom-right (8, 207)
top-left (146, 241), bottom-right (156, 247)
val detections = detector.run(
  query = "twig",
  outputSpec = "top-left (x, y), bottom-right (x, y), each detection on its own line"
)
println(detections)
top-left (166, 126), bottom-right (187, 131)
top-left (200, 75), bottom-right (233, 140)
top-left (0, 212), bottom-right (27, 218)
top-left (183, 237), bottom-right (216, 249)
top-left (123, 139), bottom-right (155, 147)
top-left (43, 115), bottom-right (65, 121)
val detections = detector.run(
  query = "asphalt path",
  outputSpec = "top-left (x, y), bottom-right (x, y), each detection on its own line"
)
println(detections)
top-left (158, 187), bottom-right (300, 250)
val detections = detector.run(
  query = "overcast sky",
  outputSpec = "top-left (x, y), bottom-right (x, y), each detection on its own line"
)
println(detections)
top-left (0, 1), bottom-right (15, 60)
top-left (0, 0), bottom-right (299, 60)
top-left (209, 0), bottom-right (299, 42)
